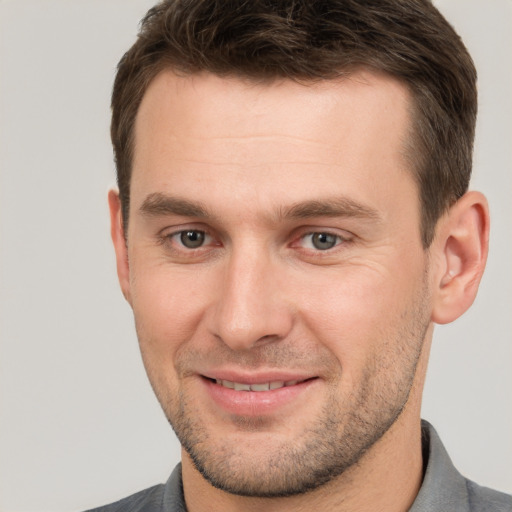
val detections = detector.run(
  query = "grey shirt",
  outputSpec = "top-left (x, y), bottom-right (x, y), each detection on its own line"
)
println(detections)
top-left (86, 421), bottom-right (512, 511)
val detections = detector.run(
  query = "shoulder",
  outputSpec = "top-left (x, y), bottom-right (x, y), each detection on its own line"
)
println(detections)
top-left (84, 484), bottom-right (165, 512)
top-left (83, 464), bottom-right (185, 512)
top-left (411, 421), bottom-right (512, 512)
top-left (465, 480), bottom-right (512, 512)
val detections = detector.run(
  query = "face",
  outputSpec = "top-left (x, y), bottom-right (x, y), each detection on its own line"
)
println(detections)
top-left (116, 70), bottom-right (433, 497)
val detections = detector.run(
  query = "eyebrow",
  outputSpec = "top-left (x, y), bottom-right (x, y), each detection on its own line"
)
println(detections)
top-left (140, 193), bottom-right (211, 218)
top-left (139, 192), bottom-right (381, 223)
top-left (281, 198), bottom-right (381, 222)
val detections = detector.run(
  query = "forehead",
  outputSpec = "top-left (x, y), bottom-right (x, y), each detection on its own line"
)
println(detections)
top-left (131, 69), bottom-right (416, 225)
top-left (134, 68), bottom-right (412, 149)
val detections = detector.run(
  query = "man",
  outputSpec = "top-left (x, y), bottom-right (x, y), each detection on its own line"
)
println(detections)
top-left (89, 0), bottom-right (511, 510)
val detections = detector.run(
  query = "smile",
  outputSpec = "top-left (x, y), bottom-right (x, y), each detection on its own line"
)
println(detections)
top-left (214, 379), bottom-right (302, 391)
top-left (202, 375), bottom-right (318, 415)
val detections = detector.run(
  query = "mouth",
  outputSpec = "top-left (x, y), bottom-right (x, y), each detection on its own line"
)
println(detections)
top-left (200, 374), bottom-right (319, 416)
top-left (206, 377), bottom-right (312, 392)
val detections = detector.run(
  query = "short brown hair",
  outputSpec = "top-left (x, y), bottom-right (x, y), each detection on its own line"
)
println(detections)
top-left (111, 0), bottom-right (477, 247)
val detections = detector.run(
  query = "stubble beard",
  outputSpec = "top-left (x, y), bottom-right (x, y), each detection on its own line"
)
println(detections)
top-left (141, 284), bottom-right (431, 498)
top-left (171, 384), bottom-right (412, 498)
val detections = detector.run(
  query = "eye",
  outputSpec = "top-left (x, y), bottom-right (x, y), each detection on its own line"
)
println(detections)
top-left (178, 230), bottom-right (208, 249)
top-left (301, 232), bottom-right (343, 251)
top-left (158, 227), bottom-right (219, 260)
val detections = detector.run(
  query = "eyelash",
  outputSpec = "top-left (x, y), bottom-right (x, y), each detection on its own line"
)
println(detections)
top-left (158, 227), bottom-right (353, 257)
top-left (298, 232), bottom-right (347, 251)
top-left (160, 229), bottom-right (215, 251)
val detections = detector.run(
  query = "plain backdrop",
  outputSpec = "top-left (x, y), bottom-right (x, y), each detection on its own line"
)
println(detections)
top-left (0, 1), bottom-right (511, 510)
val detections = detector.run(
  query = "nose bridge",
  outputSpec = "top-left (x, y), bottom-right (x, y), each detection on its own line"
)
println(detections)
top-left (211, 242), bottom-right (292, 350)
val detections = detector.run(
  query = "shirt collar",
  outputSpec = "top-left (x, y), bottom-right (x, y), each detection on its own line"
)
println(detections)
top-left (410, 420), bottom-right (470, 511)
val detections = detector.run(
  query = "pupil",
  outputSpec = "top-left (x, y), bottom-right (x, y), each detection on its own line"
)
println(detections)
top-left (313, 233), bottom-right (336, 250)
top-left (181, 230), bottom-right (204, 248)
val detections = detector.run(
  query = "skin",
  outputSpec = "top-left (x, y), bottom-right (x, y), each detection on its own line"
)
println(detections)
top-left (110, 69), bottom-right (489, 511)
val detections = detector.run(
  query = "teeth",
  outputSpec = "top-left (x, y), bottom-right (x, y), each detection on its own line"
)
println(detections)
top-left (250, 383), bottom-right (270, 391)
top-left (214, 379), bottom-right (303, 391)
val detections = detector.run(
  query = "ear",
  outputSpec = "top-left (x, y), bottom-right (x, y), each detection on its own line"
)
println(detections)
top-left (431, 191), bottom-right (489, 324)
top-left (108, 189), bottom-right (132, 304)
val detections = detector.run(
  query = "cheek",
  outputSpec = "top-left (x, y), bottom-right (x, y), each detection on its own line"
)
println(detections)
top-left (129, 261), bottom-right (211, 364)
top-left (297, 262), bottom-right (424, 369)
top-left (129, 269), bottom-right (209, 410)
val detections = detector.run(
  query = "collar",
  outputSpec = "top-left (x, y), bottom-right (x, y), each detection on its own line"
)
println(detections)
top-left (410, 420), bottom-right (472, 511)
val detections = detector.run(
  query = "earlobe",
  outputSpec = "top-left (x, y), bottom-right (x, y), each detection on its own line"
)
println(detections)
top-left (431, 191), bottom-right (489, 325)
top-left (108, 189), bottom-right (132, 304)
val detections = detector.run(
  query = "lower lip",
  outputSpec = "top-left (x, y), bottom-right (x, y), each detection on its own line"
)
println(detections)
top-left (201, 377), bottom-right (317, 416)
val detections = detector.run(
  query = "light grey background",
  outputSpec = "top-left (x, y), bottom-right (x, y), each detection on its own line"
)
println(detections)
top-left (0, 1), bottom-right (510, 511)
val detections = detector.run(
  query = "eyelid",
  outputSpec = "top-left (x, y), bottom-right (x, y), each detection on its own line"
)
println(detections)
top-left (159, 225), bottom-right (219, 251)
top-left (172, 230), bottom-right (213, 248)
top-left (300, 232), bottom-right (344, 249)
top-left (294, 226), bottom-right (352, 242)
top-left (157, 224), bottom-right (354, 256)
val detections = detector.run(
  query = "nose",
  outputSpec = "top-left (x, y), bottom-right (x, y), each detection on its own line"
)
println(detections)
top-left (209, 248), bottom-right (294, 351)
